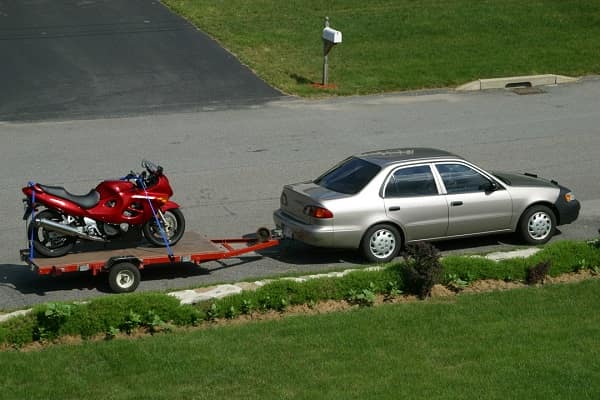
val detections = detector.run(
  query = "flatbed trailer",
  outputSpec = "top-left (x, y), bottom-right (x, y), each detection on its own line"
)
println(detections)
top-left (20, 231), bottom-right (279, 293)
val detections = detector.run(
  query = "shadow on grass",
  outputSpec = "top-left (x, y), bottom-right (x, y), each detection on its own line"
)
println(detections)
top-left (290, 73), bottom-right (314, 85)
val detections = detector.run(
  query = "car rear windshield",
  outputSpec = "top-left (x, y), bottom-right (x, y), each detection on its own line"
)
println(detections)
top-left (314, 157), bottom-right (381, 194)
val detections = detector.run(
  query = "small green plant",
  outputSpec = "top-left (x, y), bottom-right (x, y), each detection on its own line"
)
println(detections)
top-left (121, 310), bottom-right (143, 334)
top-left (383, 281), bottom-right (402, 301)
top-left (224, 306), bottom-right (239, 319)
top-left (34, 302), bottom-right (74, 340)
top-left (587, 238), bottom-right (600, 249)
top-left (526, 261), bottom-right (551, 285)
top-left (205, 303), bottom-right (219, 322)
top-left (240, 299), bottom-right (254, 315)
top-left (446, 273), bottom-right (469, 292)
top-left (402, 242), bottom-right (443, 299)
top-left (105, 326), bottom-right (120, 340)
top-left (143, 310), bottom-right (167, 334)
top-left (575, 258), bottom-right (586, 271)
top-left (275, 298), bottom-right (288, 312)
top-left (346, 282), bottom-right (377, 307)
top-left (258, 296), bottom-right (272, 312)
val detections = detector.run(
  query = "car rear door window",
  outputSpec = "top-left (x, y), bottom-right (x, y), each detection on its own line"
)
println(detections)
top-left (436, 163), bottom-right (491, 194)
top-left (385, 165), bottom-right (438, 198)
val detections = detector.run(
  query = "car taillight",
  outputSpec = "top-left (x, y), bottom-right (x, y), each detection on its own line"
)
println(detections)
top-left (303, 205), bottom-right (333, 219)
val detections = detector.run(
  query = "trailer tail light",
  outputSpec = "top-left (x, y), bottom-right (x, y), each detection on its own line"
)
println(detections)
top-left (303, 206), bottom-right (333, 219)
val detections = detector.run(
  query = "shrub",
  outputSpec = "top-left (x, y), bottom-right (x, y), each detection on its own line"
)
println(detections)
top-left (530, 241), bottom-right (600, 275)
top-left (0, 314), bottom-right (36, 347)
top-left (1, 239), bottom-right (598, 348)
top-left (526, 261), bottom-right (551, 285)
top-left (11, 293), bottom-right (203, 342)
top-left (401, 242), bottom-right (443, 299)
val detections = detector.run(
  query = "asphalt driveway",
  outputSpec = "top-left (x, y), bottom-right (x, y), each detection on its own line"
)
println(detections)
top-left (0, 0), bottom-right (282, 121)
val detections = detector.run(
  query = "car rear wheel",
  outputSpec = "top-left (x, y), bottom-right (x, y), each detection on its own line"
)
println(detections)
top-left (361, 224), bottom-right (402, 263)
top-left (519, 205), bottom-right (556, 245)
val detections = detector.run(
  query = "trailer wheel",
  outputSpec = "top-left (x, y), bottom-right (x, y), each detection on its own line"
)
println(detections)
top-left (108, 262), bottom-right (141, 293)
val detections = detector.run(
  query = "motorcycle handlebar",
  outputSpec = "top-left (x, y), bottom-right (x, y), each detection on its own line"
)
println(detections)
top-left (120, 170), bottom-right (157, 188)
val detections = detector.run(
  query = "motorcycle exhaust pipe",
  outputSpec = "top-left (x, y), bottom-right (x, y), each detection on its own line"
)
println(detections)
top-left (35, 218), bottom-right (106, 242)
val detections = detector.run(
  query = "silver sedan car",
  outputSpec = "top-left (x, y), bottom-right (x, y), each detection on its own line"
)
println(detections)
top-left (273, 148), bottom-right (580, 262)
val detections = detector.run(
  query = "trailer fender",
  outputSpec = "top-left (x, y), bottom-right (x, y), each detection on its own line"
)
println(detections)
top-left (104, 256), bottom-right (141, 271)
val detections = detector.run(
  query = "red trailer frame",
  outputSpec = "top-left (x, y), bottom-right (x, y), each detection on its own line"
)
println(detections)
top-left (20, 231), bottom-right (280, 293)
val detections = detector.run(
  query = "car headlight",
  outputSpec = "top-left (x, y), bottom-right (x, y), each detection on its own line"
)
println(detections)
top-left (564, 192), bottom-right (576, 202)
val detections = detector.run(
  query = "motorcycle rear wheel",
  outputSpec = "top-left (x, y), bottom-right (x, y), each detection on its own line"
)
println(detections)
top-left (28, 209), bottom-right (76, 257)
top-left (142, 208), bottom-right (186, 247)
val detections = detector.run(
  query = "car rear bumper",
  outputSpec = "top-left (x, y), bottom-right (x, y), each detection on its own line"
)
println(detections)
top-left (273, 209), bottom-right (335, 247)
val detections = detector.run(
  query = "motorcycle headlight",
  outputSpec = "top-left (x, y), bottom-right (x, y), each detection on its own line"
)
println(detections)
top-left (564, 192), bottom-right (575, 202)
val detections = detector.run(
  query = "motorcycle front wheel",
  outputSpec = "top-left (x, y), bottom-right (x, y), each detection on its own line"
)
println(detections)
top-left (28, 209), bottom-right (76, 257)
top-left (142, 208), bottom-right (186, 247)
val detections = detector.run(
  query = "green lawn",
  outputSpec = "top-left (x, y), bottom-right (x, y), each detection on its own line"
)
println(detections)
top-left (2, 280), bottom-right (599, 399)
top-left (163, 0), bottom-right (600, 96)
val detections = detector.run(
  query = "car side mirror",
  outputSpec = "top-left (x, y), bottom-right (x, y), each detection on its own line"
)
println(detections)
top-left (486, 181), bottom-right (499, 192)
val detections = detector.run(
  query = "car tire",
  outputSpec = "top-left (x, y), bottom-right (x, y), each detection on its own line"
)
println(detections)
top-left (519, 205), bottom-right (556, 245)
top-left (361, 224), bottom-right (402, 263)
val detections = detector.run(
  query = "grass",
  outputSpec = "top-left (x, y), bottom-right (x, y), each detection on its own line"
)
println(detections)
top-left (1, 279), bottom-right (599, 399)
top-left (162, 0), bottom-right (600, 96)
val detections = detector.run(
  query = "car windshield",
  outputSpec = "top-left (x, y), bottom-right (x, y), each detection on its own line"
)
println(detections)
top-left (314, 157), bottom-right (381, 194)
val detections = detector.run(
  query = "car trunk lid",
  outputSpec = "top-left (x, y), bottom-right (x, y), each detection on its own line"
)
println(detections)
top-left (280, 181), bottom-right (344, 223)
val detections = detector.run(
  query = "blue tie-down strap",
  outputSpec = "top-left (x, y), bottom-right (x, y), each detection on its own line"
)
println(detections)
top-left (28, 181), bottom-right (36, 261)
top-left (137, 177), bottom-right (174, 261)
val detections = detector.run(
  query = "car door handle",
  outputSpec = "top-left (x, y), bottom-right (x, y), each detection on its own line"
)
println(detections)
top-left (451, 201), bottom-right (463, 206)
top-left (388, 206), bottom-right (401, 211)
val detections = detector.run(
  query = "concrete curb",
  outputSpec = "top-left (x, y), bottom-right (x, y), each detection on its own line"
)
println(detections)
top-left (456, 74), bottom-right (579, 91)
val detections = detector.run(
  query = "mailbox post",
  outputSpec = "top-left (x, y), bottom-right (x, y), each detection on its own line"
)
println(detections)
top-left (321, 17), bottom-right (342, 86)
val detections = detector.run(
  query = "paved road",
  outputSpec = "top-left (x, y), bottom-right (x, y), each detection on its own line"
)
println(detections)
top-left (1, 78), bottom-right (600, 309)
top-left (0, 0), bottom-right (281, 121)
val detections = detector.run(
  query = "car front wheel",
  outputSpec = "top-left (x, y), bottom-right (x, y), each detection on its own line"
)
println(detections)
top-left (519, 205), bottom-right (556, 245)
top-left (361, 224), bottom-right (402, 263)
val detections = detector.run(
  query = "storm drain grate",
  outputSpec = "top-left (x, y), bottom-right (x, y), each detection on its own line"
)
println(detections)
top-left (512, 87), bottom-right (546, 95)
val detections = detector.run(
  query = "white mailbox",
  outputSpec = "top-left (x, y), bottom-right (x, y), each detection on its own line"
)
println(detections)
top-left (322, 27), bottom-right (342, 44)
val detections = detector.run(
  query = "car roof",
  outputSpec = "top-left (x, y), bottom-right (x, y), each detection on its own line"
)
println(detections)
top-left (355, 147), bottom-right (461, 167)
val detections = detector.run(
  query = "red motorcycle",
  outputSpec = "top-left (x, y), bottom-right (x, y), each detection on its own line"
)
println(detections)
top-left (22, 160), bottom-right (185, 257)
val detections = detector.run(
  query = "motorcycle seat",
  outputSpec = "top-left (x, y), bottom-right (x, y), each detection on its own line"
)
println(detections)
top-left (39, 184), bottom-right (101, 209)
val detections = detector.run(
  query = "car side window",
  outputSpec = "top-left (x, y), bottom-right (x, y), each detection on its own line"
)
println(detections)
top-left (384, 165), bottom-right (438, 198)
top-left (436, 163), bottom-right (491, 194)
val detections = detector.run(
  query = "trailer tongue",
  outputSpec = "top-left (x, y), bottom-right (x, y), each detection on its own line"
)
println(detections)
top-left (20, 231), bottom-right (280, 293)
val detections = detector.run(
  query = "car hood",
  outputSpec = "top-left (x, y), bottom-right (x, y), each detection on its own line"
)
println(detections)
top-left (491, 171), bottom-right (558, 188)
